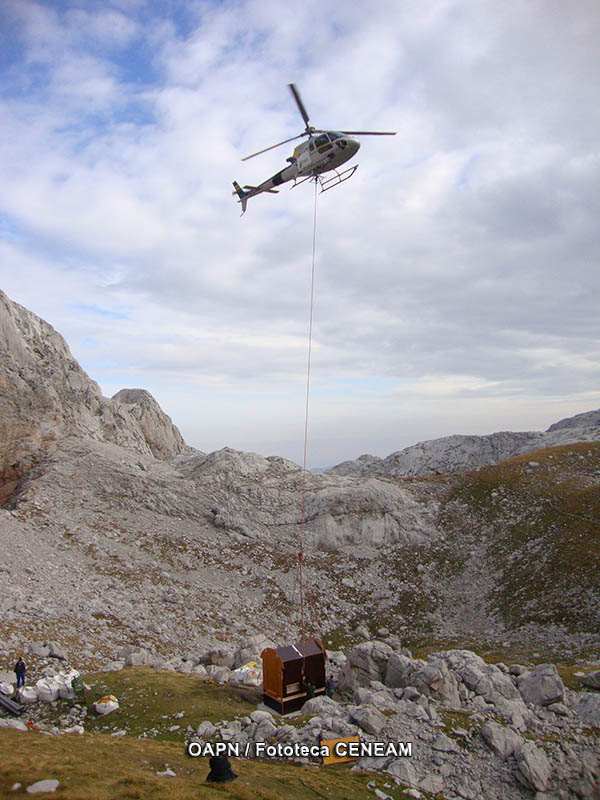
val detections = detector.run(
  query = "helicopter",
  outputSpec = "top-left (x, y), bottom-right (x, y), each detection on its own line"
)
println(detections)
top-left (232, 83), bottom-right (396, 214)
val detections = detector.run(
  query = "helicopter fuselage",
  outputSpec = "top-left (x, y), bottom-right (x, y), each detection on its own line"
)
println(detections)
top-left (236, 132), bottom-right (360, 208)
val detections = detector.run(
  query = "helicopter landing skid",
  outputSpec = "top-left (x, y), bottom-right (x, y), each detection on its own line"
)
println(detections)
top-left (291, 165), bottom-right (359, 193)
top-left (318, 165), bottom-right (358, 193)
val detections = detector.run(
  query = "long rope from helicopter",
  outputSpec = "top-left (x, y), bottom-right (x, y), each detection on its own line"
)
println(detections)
top-left (297, 177), bottom-right (320, 642)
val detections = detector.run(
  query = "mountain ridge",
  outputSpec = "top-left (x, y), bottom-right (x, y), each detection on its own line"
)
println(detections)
top-left (327, 411), bottom-right (600, 478)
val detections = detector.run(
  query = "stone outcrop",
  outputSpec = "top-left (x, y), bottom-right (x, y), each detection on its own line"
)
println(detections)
top-left (514, 741), bottom-right (551, 792)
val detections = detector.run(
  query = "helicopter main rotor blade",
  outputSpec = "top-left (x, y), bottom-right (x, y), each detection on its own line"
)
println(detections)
top-left (241, 133), bottom-right (307, 162)
top-left (288, 83), bottom-right (311, 129)
top-left (340, 130), bottom-right (397, 136)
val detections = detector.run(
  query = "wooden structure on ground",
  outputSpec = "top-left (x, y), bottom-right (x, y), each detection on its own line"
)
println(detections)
top-left (261, 638), bottom-right (327, 714)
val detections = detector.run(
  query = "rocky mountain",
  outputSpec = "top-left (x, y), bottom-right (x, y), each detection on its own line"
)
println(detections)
top-left (0, 288), bottom-right (598, 655)
top-left (327, 411), bottom-right (600, 478)
top-left (1, 289), bottom-right (599, 799)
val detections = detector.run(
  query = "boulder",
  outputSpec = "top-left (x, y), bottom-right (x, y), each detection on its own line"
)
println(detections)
top-left (514, 741), bottom-right (551, 792)
top-left (386, 758), bottom-right (419, 787)
top-left (102, 660), bottom-right (125, 672)
top-left (486, 669), bottom-right (521, 701)
top-left (204, 648), bottom-right (235, 668)
top-left (302, 696), bottom-right (343, 716)
top-left (547, 702), bottom-right (569, 717)
top-left (250, 710), bottom-right (275, 724)
top-left (205, 665), bottom-right (230, 684)
top-left (1, 719), bottom-right (28, 730)
top-left (412, 658), bottom-right (461, 708)
top-left (46, 642), bottom-right (67, 660)
top-left (431, 732), bottom-right (460, 754)
top-left (460, 664), bottom-right (486, 692)
top-left (576, 693), bottom-right (600, 727)
top-left (125, 649), bottom-right (152, 667)
top-left (339, 641), bottom-right (393, 691)
top-left (233, 634), bottom-right (274, 669)
top-left (480, 721), bottom-right (524, 759)
top-left (349, 704), bottom-right (387, 735)
top-left (254, 718), bottom-right (278, 742)
top-left (509, 664), bottom-right (529, 676)
top-left (354, 686), bottom-right (398, 713)
top-left (518, 664), bottom-right (564, 706)
top-left (28, 642), bottom-right (50, 658)
top-left (581, 671), bottom-right (600, 690)
top-left (196, 720), bottom-right (216, 739)
top-left (492, 697), bottom-right (529, 731)
top-left (117, 645), bottom-right (142, 659)
top-left (384, 653), bottom-right (419, 688)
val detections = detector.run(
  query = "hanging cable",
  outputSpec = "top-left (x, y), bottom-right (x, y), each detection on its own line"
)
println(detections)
top-left (298, 178), bottom-right (319, 641)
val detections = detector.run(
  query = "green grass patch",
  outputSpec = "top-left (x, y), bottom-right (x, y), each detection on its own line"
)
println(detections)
top-left (81, 668), bottom-right (258, 740)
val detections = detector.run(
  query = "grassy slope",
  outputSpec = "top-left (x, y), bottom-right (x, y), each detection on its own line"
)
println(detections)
top-left (0, 728), bottom-right (419, 800)
top-left (444, 442), bottom-right (600, 635)
top-left (0, 668), bottom-right (417, 800)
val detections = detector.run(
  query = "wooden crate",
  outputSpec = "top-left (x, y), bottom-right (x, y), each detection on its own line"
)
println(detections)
top-left (261, 638), bottom-right (327, 715)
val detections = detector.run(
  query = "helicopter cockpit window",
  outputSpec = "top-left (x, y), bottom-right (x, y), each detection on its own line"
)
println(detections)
top-left (309, 141), bottom-right (315, 151)
top-left (314, 134), bottom-right (329, 147)
top-left (328, 132), bottom-right (342, 141)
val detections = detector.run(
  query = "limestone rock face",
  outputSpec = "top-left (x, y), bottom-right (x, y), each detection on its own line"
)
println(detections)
top-left (0, 290), bottom-right (188, 503)
top-left (329, 432), bottom-right (544, 478)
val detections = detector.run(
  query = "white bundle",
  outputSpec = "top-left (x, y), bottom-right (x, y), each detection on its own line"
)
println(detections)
top-left (18, 686), bottom-right (38, 703)
top-left (55, 668), bottom-right (80, 700)
top-left (36, 677), bottom-right (60, 702)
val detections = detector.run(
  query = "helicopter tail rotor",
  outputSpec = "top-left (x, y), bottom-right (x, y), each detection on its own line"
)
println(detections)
top-left (232, 181), bottom-right (248, 214)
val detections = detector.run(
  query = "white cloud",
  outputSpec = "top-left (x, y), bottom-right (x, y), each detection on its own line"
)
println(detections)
top-left (0, 0), bottom-right (598, 465)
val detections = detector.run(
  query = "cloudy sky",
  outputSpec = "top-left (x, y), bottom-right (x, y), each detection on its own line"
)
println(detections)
top-left (1, 0), bottom-right (598, 467)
